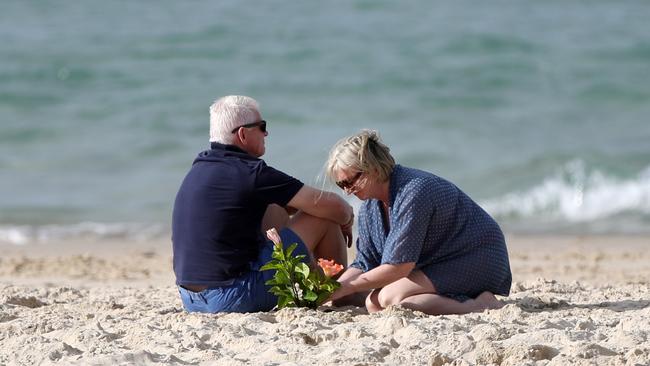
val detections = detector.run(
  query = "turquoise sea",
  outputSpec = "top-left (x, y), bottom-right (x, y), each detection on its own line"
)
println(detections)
top-left (1, 1), bottom-right (649, 244)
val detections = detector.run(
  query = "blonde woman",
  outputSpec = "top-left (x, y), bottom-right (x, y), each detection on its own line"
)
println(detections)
top-left (326, 130), bottom-right (511, 315)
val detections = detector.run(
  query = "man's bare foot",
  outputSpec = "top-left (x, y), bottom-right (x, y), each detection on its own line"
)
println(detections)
top-left (473, 291), bottom-right (505, 312)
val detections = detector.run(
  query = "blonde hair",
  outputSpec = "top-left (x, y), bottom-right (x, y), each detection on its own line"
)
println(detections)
top-left (326, 130), bottom-right (395, 183)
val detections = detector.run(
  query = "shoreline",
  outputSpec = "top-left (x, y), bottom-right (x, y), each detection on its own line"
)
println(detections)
top-left (1, 233), bottom-right (647, 286)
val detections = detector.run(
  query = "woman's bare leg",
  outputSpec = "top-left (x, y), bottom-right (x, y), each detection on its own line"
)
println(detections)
top-left (365, 289), bottom-right (383, 313)
top-left (375, 270), bottom-right (504, 315)
top-left (399, 291), bottom-right (502, 315)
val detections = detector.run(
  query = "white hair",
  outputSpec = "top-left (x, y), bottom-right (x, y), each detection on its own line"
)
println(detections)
top-left (209, 95), bottom-right (260, 144)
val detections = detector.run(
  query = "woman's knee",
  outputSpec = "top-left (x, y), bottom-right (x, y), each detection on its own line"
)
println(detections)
top-left (377, 289), bottom-right (403, 308)
top-left (366, 290), bottom-right (383, 312)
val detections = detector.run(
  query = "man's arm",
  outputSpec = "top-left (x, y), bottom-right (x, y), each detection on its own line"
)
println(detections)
top-left (287, 185), bottom-right (353, 226)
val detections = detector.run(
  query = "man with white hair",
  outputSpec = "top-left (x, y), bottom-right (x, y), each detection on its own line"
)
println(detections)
top-left (172, 95), bottom-right (353, 313)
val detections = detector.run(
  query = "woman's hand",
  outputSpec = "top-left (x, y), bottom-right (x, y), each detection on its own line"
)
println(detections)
top-left (330, 281), bottom-right (355, 301)
top-left (328, 267), bottom-right (364, 303)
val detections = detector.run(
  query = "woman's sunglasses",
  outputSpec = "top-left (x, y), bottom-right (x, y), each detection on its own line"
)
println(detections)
top-left (231, 120), bottom-right (267, 134)
top-left (336, 172), bottom-right (363, 190)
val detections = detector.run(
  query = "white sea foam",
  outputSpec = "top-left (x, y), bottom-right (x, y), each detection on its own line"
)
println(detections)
top-left (0, 222), bottom-right (167, 246)
top-left (0, 226), bottom-right (31, 245)
top-left (482, 160), bottom-right (650, 223)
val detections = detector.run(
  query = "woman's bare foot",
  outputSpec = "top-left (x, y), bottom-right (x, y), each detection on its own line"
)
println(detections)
top-left (472, 291), bottom-right (505, 312)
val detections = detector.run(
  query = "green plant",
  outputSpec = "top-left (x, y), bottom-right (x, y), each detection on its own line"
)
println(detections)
top-left (260, 229), bottom-right (342, 310)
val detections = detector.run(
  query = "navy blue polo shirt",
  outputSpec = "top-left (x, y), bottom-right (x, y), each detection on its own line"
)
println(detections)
top-left (172, 142), bottom-right (304, 286)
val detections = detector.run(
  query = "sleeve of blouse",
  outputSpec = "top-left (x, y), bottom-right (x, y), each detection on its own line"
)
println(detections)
top-left (349, 203), bottom-right (381, 272)
top-left (381, 179), bottom-right (436, 265)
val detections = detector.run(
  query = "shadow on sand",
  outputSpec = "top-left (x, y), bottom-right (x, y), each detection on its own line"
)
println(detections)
top-left (512, 296), bottom-right (649, 313)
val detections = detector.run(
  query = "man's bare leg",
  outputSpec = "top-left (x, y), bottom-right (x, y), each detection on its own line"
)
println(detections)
top-left (261, 204), bottom-right (290, 233)
top-left (287, 211), bottom-right (347, 267)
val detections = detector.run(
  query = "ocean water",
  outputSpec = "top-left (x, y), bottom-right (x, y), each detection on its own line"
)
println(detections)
top-left (1, 1), bottom-right (650, 244)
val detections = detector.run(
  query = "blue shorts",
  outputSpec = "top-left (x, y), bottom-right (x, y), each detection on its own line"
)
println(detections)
top-left (178, 228), bottom-right (310, 313)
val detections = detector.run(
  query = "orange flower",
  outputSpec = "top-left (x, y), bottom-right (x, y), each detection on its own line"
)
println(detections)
top-left (318, 258), bottom-right (344, 278)
top-left (266, 228), bottom-right (282, 247)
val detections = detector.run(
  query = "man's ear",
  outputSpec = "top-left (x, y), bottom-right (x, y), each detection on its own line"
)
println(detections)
top-left (235, 128), bottom-right (246, 143)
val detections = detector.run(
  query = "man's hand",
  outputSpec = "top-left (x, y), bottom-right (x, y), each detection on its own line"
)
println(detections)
top-left (284, 206), bottom-right (298, 216)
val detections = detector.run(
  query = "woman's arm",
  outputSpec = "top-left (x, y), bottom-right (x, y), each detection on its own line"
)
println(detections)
top-left (330, 267), bottom-right (365, 306)
top-left (337, 266), bottom-right (363, 283)
top-left (331, 262), bottom-right (415, 301)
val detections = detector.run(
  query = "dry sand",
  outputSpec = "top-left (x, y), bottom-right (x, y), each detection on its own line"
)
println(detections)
top-left (0, 234), bottom-right (648, 365)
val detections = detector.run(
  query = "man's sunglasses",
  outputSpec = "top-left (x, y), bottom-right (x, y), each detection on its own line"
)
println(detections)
top-left (336, 172), bottom-right (363, 190)
top-left (231, 120), bottom-right (267, 134)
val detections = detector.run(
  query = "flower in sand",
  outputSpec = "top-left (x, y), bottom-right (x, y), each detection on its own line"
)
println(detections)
top-left (318, 258), bottom-right (344, 278)
top-left (260, 227), bottom-right (343, 309)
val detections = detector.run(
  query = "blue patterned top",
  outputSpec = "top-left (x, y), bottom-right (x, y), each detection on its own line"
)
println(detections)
top-left (351, 164), bottom-right (506, 272)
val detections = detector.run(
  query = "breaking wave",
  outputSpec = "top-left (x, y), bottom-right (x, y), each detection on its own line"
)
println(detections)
top-left (482, 160), bottom-right (650, 225)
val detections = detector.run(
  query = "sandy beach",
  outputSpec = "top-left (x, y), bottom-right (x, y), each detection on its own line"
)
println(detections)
top-left (4, 1), bottom-right (650, 365)
top-left (1, 234), bottom-right (648, 365)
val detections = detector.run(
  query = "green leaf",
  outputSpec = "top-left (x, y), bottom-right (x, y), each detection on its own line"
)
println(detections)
top-left (278, 296), bottom-right (291, 309)
top-left (322, 280), bottom-right (340, 292)
top-left (295, 263), bottom-right (310, 279)
top-left (274, 270), bottom-right (291, 285)
top-left (268, 286), bottom-right (290, 296)
top-left (263, 238), bottom-right (347, 309)
top-left (316, 292), bottom-right (331, 304)
top-left (271, 250), bottom-right (285, 261)
top-left (307, 271), bottom-right (320, 282)
top-left (303, 290), bottom-right (318, 302)
top-left (285, 243), bottom-right (298, 258)
top-left (302, 280), bottom-right (316, 291)
top-left (259, 262), bottom-right (282, 271)
top-left (265, 278), bottom-right (279, 286)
